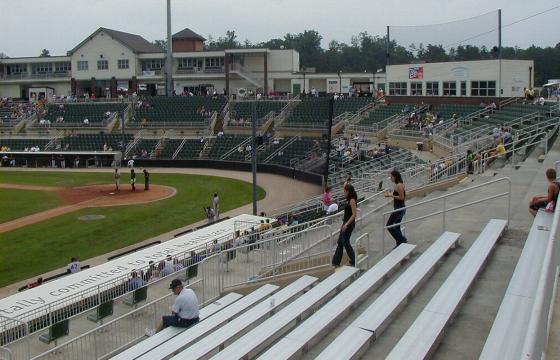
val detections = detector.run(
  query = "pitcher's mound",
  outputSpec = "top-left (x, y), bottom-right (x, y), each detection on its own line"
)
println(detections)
top-left (58, 184), bottom-right (177, 207)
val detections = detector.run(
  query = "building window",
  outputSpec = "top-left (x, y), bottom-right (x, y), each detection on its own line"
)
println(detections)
top-left (471, 81), bottom-right (496, 97)
top-left (204, 57), bottom-right (224, 69)
top-left (443, 81), bottom-right (456, 96)
top-left (117, 59), bottom-right (129, 69)
top-left (77, 61), bottom-right (88, 71)
top-left (32, 63), bottom-right (52, 74)
top-left (410, 82), bottom-right (423, 96)
top-left (178, 58), bottom-right (203, 70)
top-left (426, 82), bottom-right (439, 96)
top-left (142, 59), bottom-right (164, 70)
top-left (7, 64), bottom-right (27, 74)
top-left (388, 82), bottom-right (407, 96)
top-left (54, 62), bottom-right (71, 73)
top-left (460, 81), bottom-right (466, 96)
top-left (97, 60), bottom-right (109, 70)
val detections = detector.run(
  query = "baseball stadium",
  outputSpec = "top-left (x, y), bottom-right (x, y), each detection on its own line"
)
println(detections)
top-left (1, 2), bottom-right (560, 359)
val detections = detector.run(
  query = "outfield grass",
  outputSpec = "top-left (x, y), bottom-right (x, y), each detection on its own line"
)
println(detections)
top-left (0, 189), bottom-right (63, 223)
top-left (0, 171), bottom-right (265, 287)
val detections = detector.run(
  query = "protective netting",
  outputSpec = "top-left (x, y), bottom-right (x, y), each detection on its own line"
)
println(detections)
top-left (388, 10), bottom-right (500, 62)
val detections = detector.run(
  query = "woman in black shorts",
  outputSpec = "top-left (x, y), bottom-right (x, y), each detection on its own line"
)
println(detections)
top-left (529, 168), bottom-right (560, 216)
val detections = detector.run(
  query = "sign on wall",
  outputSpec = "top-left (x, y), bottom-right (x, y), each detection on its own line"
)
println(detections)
top-left (409, 66), bottom-right (424, 79)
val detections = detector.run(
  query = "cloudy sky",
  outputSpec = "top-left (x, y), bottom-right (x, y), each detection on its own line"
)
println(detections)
top-left (1, 0), bottom-right (559, 57)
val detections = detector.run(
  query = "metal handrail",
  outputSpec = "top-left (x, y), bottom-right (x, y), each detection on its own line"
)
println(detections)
top-left (32, 279), bottom-right (202, 360)
top-left (521, 162), bottom-right (560, 358)
top-left (0, 315), bottom-right (29, 359)
top-left (381, 177), bottom-right (511, 255)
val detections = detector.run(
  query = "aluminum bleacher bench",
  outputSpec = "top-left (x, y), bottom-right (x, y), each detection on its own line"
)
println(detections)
top-left (316, 231), bottom-right (460, 360)
top-left (254, 244), bottom-right (416, 360)
top-left (385, 219), bottom-right (507, 360)
top-left (208, 266), bottom-right (361, 360)
top-left (137, 277), bottom-right (316, 360)
top-left (128, 286), bottom-right (278, 360)
top-left (480, 211), bottom-right (553, 359)
top-left (111, 292), bottom-right (243, 360)
top-left (172, 270), bottom-right (357, 360)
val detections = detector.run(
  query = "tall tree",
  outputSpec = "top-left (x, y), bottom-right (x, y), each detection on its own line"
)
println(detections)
top-left (152, 40), bottom-right (167, 52)
top-left (39, 49), bottom-right (50, 57)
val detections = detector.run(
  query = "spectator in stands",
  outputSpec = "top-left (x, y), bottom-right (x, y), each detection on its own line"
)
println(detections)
top-left (174, 258), bottom-right (185, 272)
top-left (503, 128), bottom-right (512, 144)
top-left (143, 169), bottom-right (150, 191)
top-left (83, 118), bottom-right (89, 126)
top-left (128, 271), bottom-right (146, 291)
top-left (332, 183), bottom-right (357, 267)
top-left (67, 257), bottom-right (81, 274)
top-left (529, 168), bottom-right (560, 216)
top-left (130, 169), bottom-right (136, 191)
top-left (322, 186), bottom-right (333, 213)
top-left (146, 279), bottom-right (199, 336)
top-left (385, 170), bottom-right (408, 247)
top-left (159, 259), bottom-right (174, 277)
top-left (144, 261), bottom-right (158, 282)
top-left (213, 193), bottom-right (220, 220)
top-left (466, 150), bottom-right (476, 174)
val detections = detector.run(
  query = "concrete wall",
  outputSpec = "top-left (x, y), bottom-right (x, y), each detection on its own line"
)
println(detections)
top-left (0, 84), bottom-right (21, 98)
top-left (240, 50), bottom-right (297, 73)
top-left (386, 60), bottom-right (534, 97)
top-left (70, 30), bottom-right (137, 80)
top-left (501, 60), bottom-right (534, 96)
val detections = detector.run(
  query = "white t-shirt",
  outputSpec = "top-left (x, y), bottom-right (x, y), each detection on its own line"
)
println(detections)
top-left (67, 261), bottom-right (81, 273)
top-left (172, 288), bottom-right (199, 320)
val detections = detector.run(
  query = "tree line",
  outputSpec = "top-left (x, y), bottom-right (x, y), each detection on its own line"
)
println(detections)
top-left (201, 30), bottom-right (560, 86)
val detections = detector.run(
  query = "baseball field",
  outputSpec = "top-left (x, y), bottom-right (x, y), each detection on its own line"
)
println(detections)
top-left (0, 170), bottom-right (265, 288)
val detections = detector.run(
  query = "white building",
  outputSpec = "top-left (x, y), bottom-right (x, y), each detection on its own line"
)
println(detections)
top-left (385, 59), bottom-right (534, 98)
top-left (0, 27), bottom-right (534, 99)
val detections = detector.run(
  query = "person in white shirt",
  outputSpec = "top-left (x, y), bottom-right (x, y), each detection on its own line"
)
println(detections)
top-left (213, 193), bottom-right (220, 220)
top-left (66, 257), bottom-right (81, 274)
top-left (148, 279), bottom-right (199, 334)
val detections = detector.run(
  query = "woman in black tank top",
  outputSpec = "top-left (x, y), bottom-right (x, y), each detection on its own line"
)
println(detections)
top-left (385, 169), bottom-right (408, 247)
top-left (332, 184), bottom-right (357, 267)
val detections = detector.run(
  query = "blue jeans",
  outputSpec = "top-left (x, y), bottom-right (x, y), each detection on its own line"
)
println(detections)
top-left (162, 315), bottom-right (199, 329)
top-left (387, 208), bottom-right (407, 246)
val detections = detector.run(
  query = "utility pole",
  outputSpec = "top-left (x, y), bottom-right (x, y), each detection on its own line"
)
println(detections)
top-left (324, 97), bottom-right (334, 186)
top-left (165, 0), bottom-right (173, 96)
top-left (251, 100), bottom-right (258, 215)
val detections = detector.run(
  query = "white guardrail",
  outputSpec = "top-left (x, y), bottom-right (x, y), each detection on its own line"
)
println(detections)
top-left (521, 161), bottom-right (560, 359)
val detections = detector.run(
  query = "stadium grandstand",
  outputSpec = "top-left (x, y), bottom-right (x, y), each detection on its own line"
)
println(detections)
top-left (2, 6), bottom-right (560, 360)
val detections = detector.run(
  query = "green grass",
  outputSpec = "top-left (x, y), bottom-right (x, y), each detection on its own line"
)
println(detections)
top-left (0, 171), bottom-right (265, 287)
top-left (0, 171), bottom-right (108, 187)
top-left (0, 189), bottom-right (63, 223)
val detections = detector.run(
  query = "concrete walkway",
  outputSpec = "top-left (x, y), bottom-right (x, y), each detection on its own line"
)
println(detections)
top-left (0, 167), bottom-right (321, 297)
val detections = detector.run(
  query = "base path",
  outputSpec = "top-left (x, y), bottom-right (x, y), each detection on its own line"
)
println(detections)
top-left (0, 183), bottom-right (176, 233)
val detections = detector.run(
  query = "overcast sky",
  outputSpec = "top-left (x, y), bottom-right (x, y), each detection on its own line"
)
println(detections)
top-left (1, 0), bottom-right (559, 57)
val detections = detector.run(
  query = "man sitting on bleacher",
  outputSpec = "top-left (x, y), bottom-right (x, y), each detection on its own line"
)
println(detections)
top-left (146, 279), bottom-right (199, 336)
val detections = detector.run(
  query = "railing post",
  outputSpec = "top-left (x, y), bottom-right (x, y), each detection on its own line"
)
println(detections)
top-left (442, 197), bottom-right (447, 232)
top-left (382, 213), bottom-right (386, 256)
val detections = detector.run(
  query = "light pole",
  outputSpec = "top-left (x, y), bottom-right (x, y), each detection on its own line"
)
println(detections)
top-left (165, 0), bottom-right (173, 97)
top-left (337, 71), bottom-right (342, 94)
